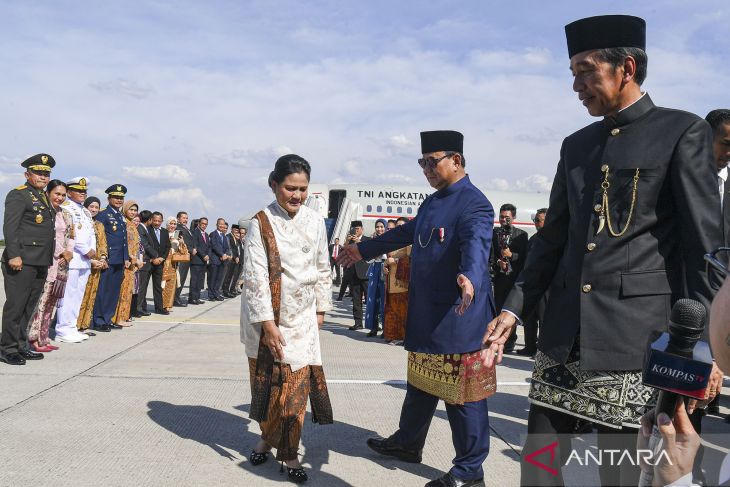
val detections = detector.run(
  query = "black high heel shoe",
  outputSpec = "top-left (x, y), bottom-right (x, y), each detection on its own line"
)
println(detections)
top-left (284, 464), bottom-right (308, 483)
top-left (249, 449), bottom-right (270, 466)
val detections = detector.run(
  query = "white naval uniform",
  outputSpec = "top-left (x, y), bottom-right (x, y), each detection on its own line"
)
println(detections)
top-left (55, 199), bottom-right (96, 339)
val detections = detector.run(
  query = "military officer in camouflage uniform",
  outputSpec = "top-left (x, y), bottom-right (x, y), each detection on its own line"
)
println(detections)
top-left (1, 154), bottom-right (57, 365)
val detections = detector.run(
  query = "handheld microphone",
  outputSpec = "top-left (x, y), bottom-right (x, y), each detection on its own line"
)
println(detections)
top-left (638, 299), bottom-right (711, 486)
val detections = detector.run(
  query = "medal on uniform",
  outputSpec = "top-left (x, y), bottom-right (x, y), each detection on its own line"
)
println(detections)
top-left (113, 225), bottom-right (117, 231)
top-left (439, 227), bottom-right (445, 243)
top-left (78, 223), bottom-right (83, 230)
top-left (302, 245), bottom-right (311, 253)
top-left (35, 214), bottom-right (43, 224)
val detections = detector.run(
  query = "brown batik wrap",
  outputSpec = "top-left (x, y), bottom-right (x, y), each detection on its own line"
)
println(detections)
top-left (248, 210), bottom-right (333, 460)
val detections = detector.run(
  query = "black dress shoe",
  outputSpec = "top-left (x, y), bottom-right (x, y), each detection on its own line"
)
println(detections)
top-left (155, 309), bottom-right (170, 315)
top-left (425, 473), bottom-right (484, 487)
top-left (138, 310), bottom-right (152, 317)
top-left (94, 324), bottom-right (112, 332)
top-left (0, 352), bottom-right (26, 365)
top-left (215, 296), bottom-right (225, 301)
top-left (515, 348), bottom-right (536, 357)
top-left (18, 349), bottom-right (44, 360)
top-left (173, 301), bottom-right (188, 307)
top-left (366, 436), bottom-right (422, 463)
top-left (110, 323), bottom-right (123, 329)
top-left (189, 300), bottom-right (201, 305)
top-left (367, 331), bottom-right (378, 337)
top-left (349, 324), bottom-right (363, 330)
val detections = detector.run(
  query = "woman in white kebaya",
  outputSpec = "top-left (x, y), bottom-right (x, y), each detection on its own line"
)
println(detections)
top-left (241, 154), bottom-right (332, 483)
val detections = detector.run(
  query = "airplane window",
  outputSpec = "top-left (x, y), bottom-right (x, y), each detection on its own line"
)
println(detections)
top-left (377, 205), bottom-right (382, 212)
top-left (387, 206), bottom-right (392, 213)
top-left (367, 205), bottom-right (372, 212)
top-left (397, 207), bottom-right (402, 214)
top-left (407, 207), bottom-right (413, 214)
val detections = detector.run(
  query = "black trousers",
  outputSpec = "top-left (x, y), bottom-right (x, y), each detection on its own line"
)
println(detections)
top-left (137, 268), bottom-right (151, 312)
top-left (189, 264), bottom-right (206, 301)
top-left (1, 262), bottom-right (46, 355)
top-left (222, 261), bottom-right (241, 294)
top-left (350, 278), bottom-right (368, 326)
top-left (520, 403), bottom-right (640, 486)
top-left (138, 265), bottom-right (164, 312)
top-left (522, 294), bottom-right (547, 353)
top-left (208, 263), bottom-right (224, 299)
top-left (175, 261), bottom-right (190, 302)
top-left (330, 260), bottom-right (341, 283)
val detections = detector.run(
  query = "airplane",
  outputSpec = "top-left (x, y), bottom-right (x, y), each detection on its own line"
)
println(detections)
top-left (305, 182), bottom-right (550, 243)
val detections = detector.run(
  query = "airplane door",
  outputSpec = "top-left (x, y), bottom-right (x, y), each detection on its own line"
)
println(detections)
top-left (328, 190), bottom-right (346, 220)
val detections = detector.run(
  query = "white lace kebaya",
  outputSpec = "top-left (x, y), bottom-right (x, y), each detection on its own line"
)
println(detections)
top-left (240, 201), bottom-right (332, 371)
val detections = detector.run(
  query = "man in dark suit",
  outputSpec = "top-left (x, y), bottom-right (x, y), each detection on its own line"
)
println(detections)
top-left (207, 218), bottom-right (231, 301)
top-left (174, 211), bottom-right (194, 306)
top-left (481, 16), bottom-right (721, 486)
top-left (489, 203), bottom-right (528, 353)
top-left (329, 237), bottom-right (343, 286)
top-left (136, 210), bottom-right (154, 316)
top-left (1, 154), bottom-right (57, 364)
top-left (345, 221), bottom-right (370, 330)
top-left (93, 184), bottom-right (130, 331)
top-left (148, 211), bottom-right (171, 313)
top-left (516, 208), bottom-right (547, 357)
top-left (221, 224), bottom-right (240, 297)
top-left (189, 217), bottom-right (210, 304)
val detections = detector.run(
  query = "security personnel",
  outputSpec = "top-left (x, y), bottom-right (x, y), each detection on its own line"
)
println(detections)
top-left (1, 154), bottom-right (57, 365)
top-left (339, 131), bottom-right (496, 487)
top-left (481, 15), bottom-right (722, 486)
top-left (55, 177), bottom-right (97, 342)
top-left (92, 184), bottom-right (130, 331)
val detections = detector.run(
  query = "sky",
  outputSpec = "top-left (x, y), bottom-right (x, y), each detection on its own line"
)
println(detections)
top-left (0, 1), bottom-right (727, 231)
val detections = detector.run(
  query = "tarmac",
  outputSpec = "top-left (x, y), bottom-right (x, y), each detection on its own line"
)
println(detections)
top-left (0, 283), bottom-right (729, 487)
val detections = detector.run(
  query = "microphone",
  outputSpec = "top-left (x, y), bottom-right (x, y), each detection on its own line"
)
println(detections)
top-left (638, 299), bottom-right (712, 486)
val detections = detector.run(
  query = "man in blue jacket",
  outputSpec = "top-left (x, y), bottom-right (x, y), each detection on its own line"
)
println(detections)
top-left (207, 218), bottom-right (231, 301)
top-left (93, 184), bottom-right (130, 331)
top-left (339, 130), bottom-right (496, 487)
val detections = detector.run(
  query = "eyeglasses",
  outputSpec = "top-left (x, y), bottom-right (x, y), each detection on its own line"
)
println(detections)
top-left (418, 152), bottom-right (454, 170)
top-left (704, 247), bottom-right (730, 278)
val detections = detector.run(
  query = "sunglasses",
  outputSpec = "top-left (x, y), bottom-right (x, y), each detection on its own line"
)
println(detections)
top-left (705, 247), bottom-right (730, 278)
top-left (418, 152), bottom-right (455, 170)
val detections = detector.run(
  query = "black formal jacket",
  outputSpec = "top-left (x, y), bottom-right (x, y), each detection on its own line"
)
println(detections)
top-left (2, 184), bottom-right (55, 266)
top-left (137, 223), bottom-right (152, 271)
top-left (177, 223), bottom-right (194, 257)
top-left (227, 233), bottom-right (239, 260)
top-left (722, 177), bottom-right (730, 246)
top-left (504, 95), bottom-right (722, 371)
top-left (489, 225), bottom-right (528, 283)
top-left (191, 228), bottom-right (210, 266)
top-left (141, 225), bottom-right (170, 267)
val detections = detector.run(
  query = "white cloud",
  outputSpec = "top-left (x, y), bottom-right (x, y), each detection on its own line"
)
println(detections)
top-left (484, 178), bottom-right (510, 191)
top-left (515, 174), bottom-right (553, 193)
top-left (211, 146), bottom-right (293, 169)
top-left (122, 165), bottom-right (193, 186)
top-left (89, 78), bottom-right (155, 99)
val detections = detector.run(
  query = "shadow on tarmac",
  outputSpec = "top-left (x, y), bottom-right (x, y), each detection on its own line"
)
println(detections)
top-left (147, 401), bottom-right (445, 486)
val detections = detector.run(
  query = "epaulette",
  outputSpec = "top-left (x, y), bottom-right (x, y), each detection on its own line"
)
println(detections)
top-left (100, 207), bottom-right (108, 211)
top-left (15, 185), bottom-right (27, 190)
top-left (61, 200), bottom-right (71, 207)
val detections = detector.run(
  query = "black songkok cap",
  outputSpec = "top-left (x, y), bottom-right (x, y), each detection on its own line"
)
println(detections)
top-left (21, 153), bottom-right (55, 172)
top-left (565, 15), bottom-right (646, 58)
top-left (232, 224), bottom-right (240, 229)
top-left (420, 130), bottom-right (463, 155)
top-left (351, 220), bottom-right (363, 228)
top-left (105, 184), bottom-right (128, 197)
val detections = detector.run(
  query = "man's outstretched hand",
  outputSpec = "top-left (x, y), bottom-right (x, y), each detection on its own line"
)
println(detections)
top-left (455, 274), bottom-right (474, 316)
top-left (337, 244), bottom-right (363, 268)
top-left (480, 311), bottom-right (517, 369)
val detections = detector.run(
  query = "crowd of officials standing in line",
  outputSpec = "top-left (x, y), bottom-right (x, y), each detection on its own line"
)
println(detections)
top-left (0, 160), bottom-right (247, 365)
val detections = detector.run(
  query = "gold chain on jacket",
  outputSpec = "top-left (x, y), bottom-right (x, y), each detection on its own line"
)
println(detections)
top-left (597, 167), bottom-right (640, 237)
